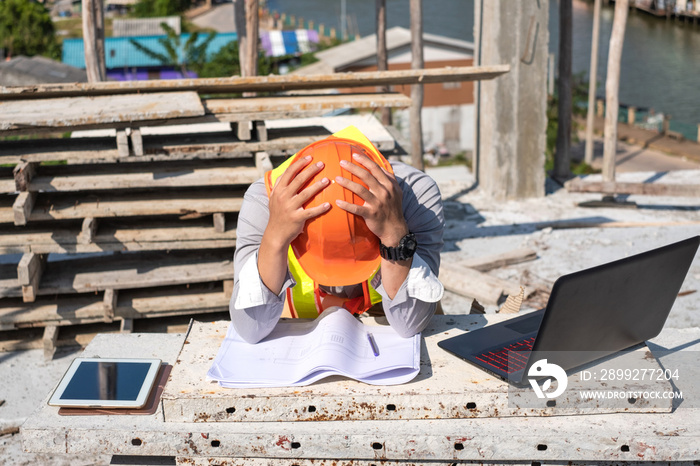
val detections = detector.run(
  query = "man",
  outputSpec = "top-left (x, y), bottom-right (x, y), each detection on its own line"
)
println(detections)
top-left (230, 126), bottom-right (444, 343)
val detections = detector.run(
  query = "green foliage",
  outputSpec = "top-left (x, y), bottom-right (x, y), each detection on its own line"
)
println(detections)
top-left (131, 0), bottom-right (191, 18)
top-left (0, 0), bottom-right (60, 59)
top-left (197, 40), bottom-right (274, 78)
top-left (129, 23), bottom-right (216, 76)
top-left (546, 72), bottom-right (598, 174)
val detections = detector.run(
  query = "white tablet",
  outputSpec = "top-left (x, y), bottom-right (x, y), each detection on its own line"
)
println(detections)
top-left (48, 357), bottom-right (162, 409)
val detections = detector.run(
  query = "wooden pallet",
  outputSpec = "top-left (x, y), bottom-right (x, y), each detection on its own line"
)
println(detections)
top-left (0, 248), bottom-right (234, 302)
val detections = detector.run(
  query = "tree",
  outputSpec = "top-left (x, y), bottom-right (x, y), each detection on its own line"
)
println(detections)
top-left (197, 40), bottom-right (273, 78)
top-left (129, 23), bottom-right (216, 77)
top-left (0, 0), bottom-right (60, 60)
top-left (131, 0), bottom-right (191, 18)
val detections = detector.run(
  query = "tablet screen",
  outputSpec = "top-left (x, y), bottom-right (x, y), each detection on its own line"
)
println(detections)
top-left (62, 361), bottom-right (152, 401)
top-left (49, 358), bottom-right (162, 408)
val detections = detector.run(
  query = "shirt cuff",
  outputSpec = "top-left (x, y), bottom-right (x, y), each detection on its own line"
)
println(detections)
top-left (234, 251), bottom-right (295, 309)
top-left (371, 252), bottom-right (444, 305)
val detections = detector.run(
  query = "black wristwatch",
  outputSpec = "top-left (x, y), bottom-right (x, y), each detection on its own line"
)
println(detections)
top-left (379, 233), bottom-right (417, 261)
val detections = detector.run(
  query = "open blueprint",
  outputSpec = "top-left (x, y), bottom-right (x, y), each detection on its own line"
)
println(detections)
top-left (207, 307), bottom-right (421, 388)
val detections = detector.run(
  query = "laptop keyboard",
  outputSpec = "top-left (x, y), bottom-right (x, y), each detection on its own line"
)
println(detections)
top-left (474, 337), bottom-right (535, 373)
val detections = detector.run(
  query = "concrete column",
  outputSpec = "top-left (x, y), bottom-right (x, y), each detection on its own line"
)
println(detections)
top-left (475, 0), bottom-right (549, 199)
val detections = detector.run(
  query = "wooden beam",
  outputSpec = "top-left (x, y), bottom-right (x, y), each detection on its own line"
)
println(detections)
top-left (17, 252), bottom-right (47, 286)
top-left (0, 220), bottom-right (237, 255)
top-left (13, 161), bottom-right (38, 191)
top-left (19, 253), bottom-right (46, 303)
top-left (602, 0), bottom-right (629, 182)
top-left (565, 179), bottom-right (700, 197)
top-left (29, 161), bottom-right (259, 192)
top-left (376, 0), bottom-right (392, 126)
top-left (439, 263), bottom-right (530, 306)
top-left (1, 189), bottom-right (246, 224)
top-left (233, 121), bottom-right (252, 141)
top-left (255, 151), bottom-right (273, 177)
top-left (253, 120), bottom-right (268, 141)
top-left (130, 128), bottom-right (144, 156)
top-left (12, 191), bottom-right (36, 226)
top-left (120, 318), bottom-right (133, 333)
top-left (103, 288), bottom-right (117, 322)
top-left (213, 213), bottom-right (226, 233)
top-left (0, 66), bottom-right (511, 100)
top-left (223, 279), bottom-right (234, 300)
top-left (79, 217), bottom-right (98, 244)
top-left (43, 325), bottom-right (59, 360)
top-left (409, 0), bottom-right (425, 170)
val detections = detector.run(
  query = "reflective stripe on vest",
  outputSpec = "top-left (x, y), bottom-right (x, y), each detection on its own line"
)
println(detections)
top-left (263, 133), bottom-right (383, 318)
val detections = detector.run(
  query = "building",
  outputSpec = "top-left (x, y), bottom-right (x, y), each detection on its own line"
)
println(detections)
top-left (0, 55), bottom-right (87, 86)
top-left (292, 26), bottom-right (475, 154)
top-left (62, 30), bottom-right (319, 81)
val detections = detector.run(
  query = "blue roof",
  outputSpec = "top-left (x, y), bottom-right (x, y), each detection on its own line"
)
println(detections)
top-left (63, 32), bottom-right (238, 69)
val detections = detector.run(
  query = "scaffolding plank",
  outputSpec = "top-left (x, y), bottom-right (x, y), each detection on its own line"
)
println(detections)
top-left (565, 178), bottom-right (700, 197)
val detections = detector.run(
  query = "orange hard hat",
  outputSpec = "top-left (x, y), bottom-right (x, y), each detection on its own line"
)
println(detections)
top-left (290, 136), bottom-right (393, 287)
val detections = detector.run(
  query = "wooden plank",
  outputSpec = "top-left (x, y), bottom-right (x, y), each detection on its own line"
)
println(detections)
top-left (0, 189), bottom-right (246, 224)
top-left (116, 129), bottom-right (129, 157)
top-left (79, 217), bottom-right (98, 244)
top-left (565, 178), bottom-right (700, 197)
top-left (442, 248), bottom-right (537, 273)
top-left (13, 161), bottom-right (38, 191)
top-left (116, 284), bottom-right (229, 318)
top-left (213, 213), bottom-right (226, 233)
top-left (43, 325), bottom-right (58, 360)
top-left (0, 94), bottom-right (412, 136)
top-left (0, 92), bottom-right (204, 132)
top-left (12, 191), bottom-right (36, 225)
top-left (120, 318), bottom-right (133, 333)
top-left (0, 65), bottom-right (510, 100)
top-left (130, 128), bottom-right (144, 156)
top-left (0, 220), bottom-right (237, 254)
top-left (26, 160), bottom-right (259, 192)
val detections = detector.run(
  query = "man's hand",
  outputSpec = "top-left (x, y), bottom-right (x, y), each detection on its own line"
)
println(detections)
top-left (334, 153), bottom-right (408, 247)
top-left (267, 155), bottom-right (331, 248)
top-left (259, 155), bottom-right (330, 295)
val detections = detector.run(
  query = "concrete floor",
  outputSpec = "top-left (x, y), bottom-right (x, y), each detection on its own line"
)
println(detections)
top-left (1, 140), bottom-right (699, 465)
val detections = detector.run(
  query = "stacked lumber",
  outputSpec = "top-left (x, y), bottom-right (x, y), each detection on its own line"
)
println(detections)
top-left (0, 66), bottom-right (509, 356)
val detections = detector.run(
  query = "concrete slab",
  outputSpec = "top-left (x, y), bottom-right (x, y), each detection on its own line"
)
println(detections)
top-left (161, 316), bottom-right (672, 423)
top-left (19, 323), bottom-right (700, 462)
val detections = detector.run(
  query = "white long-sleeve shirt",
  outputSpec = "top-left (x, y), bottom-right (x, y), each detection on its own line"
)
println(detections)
top-left (230, 161), bottom-right (445, 343)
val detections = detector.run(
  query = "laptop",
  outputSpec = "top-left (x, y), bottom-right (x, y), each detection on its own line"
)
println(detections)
top-left (438, 235), bottom-right (700, 386)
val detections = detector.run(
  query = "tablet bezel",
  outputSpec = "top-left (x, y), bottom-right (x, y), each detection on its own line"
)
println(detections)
top-left (48, 357), bottom-right (162, 409)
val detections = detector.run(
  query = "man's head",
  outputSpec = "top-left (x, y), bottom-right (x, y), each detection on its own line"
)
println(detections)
top-left (288, 136), bottom-right (393, 286)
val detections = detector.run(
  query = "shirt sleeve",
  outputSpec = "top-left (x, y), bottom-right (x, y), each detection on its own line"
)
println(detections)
top-left (373, 162), bottom-right (445, 338)
top-left (229, 179), bottom-right (295, 344)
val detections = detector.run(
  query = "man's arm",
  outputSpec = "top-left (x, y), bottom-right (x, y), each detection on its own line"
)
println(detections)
top-left (336, 156), bottom-right (444, 337)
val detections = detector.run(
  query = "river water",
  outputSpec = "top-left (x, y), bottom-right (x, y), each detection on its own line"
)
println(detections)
top-left (267, 0), bottom-right (700, 136)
